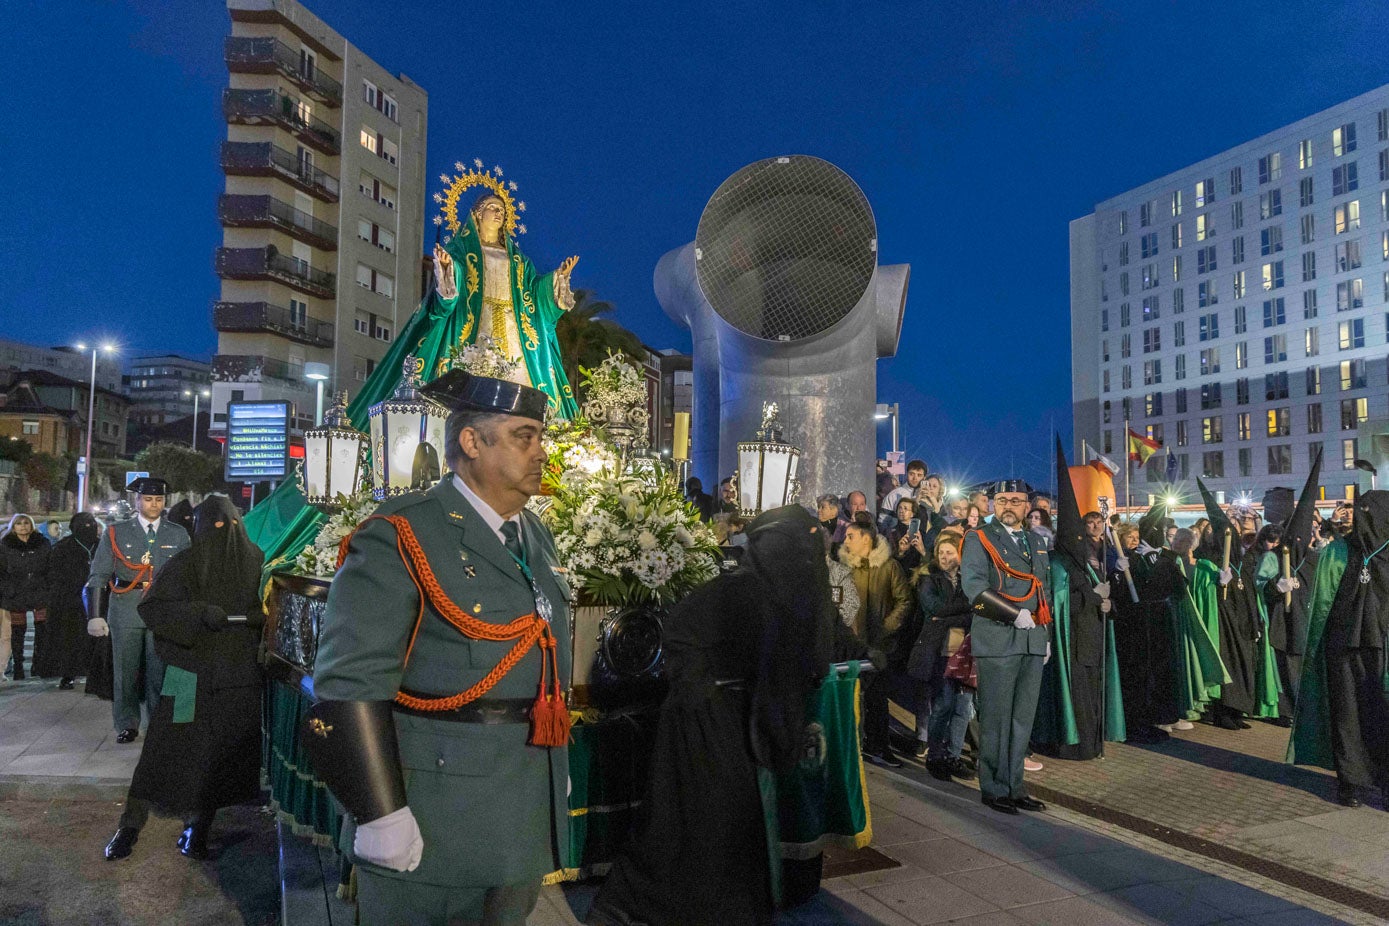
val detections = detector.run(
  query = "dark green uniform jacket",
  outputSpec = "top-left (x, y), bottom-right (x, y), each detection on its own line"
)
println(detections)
top-left (313, 478), bottom-right (572, 888)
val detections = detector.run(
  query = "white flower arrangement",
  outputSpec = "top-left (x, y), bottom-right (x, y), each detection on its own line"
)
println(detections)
top-left (447, 334), bottom-right (524, 382)
top-left (293, 488), bottom-right (379, 577)
top-left (543, 472), bottom-right (721, 607)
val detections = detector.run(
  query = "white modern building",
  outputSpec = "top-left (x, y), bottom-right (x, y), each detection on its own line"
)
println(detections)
top-left (1072, 84), bottom-right (1389, 504)
top-left (211, 0), bottom-right (429, 438)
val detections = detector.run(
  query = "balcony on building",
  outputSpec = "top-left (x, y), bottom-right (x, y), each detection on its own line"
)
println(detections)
top-left (212, 301), bottom-right (335, 349)
top-left (223, 89), bottom-right (340, 155)
top-left (219, 194), bottom-right (338, 250)
top-left (224, 36), bottom-right (342, 106)
top-left (215, 246), bottom-right (336, 299)
top-left (221, 141), bottom-right (339, 202)
top-left (213, 353), bottom-right (310, 387)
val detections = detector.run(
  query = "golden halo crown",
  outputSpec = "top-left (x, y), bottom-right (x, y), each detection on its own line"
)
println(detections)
top-left (432, 158), bottom-right (528, 239)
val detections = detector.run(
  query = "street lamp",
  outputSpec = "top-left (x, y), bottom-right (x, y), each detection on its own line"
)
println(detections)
top-left (182, 387), bottom-right (211, 450)
top-left (75, 341), bottom-right (116, 514)
top-left (1354, 458), bottom-right (1378, 489)
top-left (304, 362), bottom-right (331, 425)
top-left (874, 402), bottom-right (900, 455)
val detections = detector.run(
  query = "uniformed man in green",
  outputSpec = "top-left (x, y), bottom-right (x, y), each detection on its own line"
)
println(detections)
top-left (960, 480), bottom-right (1052, 815)
top-left (85, 476), bottom-right (191, 743)
top-left (306, 371), bottom-right (571, 926)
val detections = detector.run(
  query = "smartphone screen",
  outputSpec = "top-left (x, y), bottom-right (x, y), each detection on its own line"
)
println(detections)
top-left (908, 518), bottom-right (920, 537)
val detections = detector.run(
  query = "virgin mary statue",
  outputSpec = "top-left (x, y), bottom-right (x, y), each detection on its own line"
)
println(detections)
top-left (351, 161), bottom-right (580, 420)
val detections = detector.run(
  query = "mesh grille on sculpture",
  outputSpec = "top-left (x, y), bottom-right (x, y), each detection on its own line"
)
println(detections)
top-left (694, 155), bottom-right (877, 342)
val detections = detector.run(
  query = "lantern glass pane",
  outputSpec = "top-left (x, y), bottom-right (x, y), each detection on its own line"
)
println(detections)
top-left (759, 449), bottom-right (791, 510)
top-left (304, 432), bottom-right (328, 499)
top-left (738, 445), bottom-right (762, 513)
top-left (328, 432), bottom-right (362, 498)
top-left (369, 412), bottom-right (386, 492)
top-left (389, 414), bottom-right (417, 491)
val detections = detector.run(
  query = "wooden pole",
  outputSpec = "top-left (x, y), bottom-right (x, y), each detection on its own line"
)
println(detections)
top-left (1282, 547), bottom-right (1293, 609)
top-left (1221, 529), bottom-right (1233, 601)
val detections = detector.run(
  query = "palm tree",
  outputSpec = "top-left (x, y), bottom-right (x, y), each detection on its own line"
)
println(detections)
top-left (557, 289), bottom-right (646, 402)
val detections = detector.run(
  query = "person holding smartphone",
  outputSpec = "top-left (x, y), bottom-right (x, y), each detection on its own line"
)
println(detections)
top-left (103, 496), bottom-right (265, 862)
top-left (888, 498), bottom-right (927, 573)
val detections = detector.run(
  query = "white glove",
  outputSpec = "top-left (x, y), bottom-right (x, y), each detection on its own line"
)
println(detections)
top-left (353, 806), bottom-right (424, 872)
top-left (1093, 582), bottom-right (1111, 599)
top-left (1219, 567), bottom-right (1233, 586)
top-left (1114, 556), bottom-right (1130, 572)
top-left (1100, 598), bottom-right (1113, 614)
top-left (1135, 541), bottom-right (1157, 556)
top-left (1275, 577), bottom-right (1292, 593)
top-left (1013, 609), bottom-right (1036, 630)
top-left (87, 617), bottom-right (110, 638)
top-left (1044, 641), bottom-right (1052, 665)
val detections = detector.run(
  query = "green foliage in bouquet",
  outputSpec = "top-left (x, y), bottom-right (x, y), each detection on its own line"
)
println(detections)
top-left (543, 472), bottom-right (721, 607)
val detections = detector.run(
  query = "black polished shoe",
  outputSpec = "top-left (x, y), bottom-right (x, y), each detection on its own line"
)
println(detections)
top-left (1013, 795), bottom-right (1047, 812)
top-left (1336, 784), bottom-right (1363, 808)
top-left (927, 759), bottom-right (953, 782)
top-left (864, 750), bottom-right (904, 769)
top-left (115, 729), bottom-right (138, 744)
top-left (982, 795), bottom-right (1019, 815)
top-left (948, 757), bottom-right (976, 781)
top-left (178, 823), bottom-right (210, 860)
top-left (912, 741), bottom-right (928, 760)
top-left (1213, 714), bottom-right (1242, 730)
top-left (105, 827), bottom-right (139, 860)
top-left (58, 678), bottom-right (75, 690)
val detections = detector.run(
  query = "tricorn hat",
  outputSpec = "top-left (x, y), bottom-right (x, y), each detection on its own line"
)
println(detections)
top-left (420, 370), bottom-right (549, 421)
top-left (126, 476), bottom-right (168, 497)
top-left (992, 479), bottom-right (1028, 496)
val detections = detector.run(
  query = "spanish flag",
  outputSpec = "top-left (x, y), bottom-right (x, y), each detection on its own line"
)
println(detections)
top-left (1127, 428), bottom-right (1162, 464)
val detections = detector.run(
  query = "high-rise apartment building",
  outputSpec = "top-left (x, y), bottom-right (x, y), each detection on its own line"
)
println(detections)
top-left (124, 354), bottom-right (212, 427)
top-left (1072, 84), bottom-right (1389, 503)
top-left (211, 0), bottom-right (428, 437)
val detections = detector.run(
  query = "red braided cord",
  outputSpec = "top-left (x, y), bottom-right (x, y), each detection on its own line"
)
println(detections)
top-left (972, 530), bottom-right (1053, 627)
top-left (106, 526), bottom-right (152, 594)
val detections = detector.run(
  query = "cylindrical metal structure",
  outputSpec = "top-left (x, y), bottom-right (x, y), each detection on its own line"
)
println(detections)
top-left (655, 156), bottom-right (908, 504)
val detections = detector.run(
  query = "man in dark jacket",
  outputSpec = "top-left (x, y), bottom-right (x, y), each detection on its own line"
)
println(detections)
top-left (839, 514), bottom-right (913, 767)
top-left (684, 477), bottom-right (716, 523)
top-left (2, 513), bottom-right (51, 680)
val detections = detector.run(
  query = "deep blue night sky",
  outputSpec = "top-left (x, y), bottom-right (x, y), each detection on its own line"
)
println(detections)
top-left (4, 1), bottom-right (1387, 488)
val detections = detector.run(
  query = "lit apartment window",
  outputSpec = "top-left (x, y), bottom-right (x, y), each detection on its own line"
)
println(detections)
top-left (1172, 255), bottom-right (1182, 282)
top-left (1260, 190), bottom-right (1282, 219)
top-left (1144, 360), bottom-right (1162, 385)
top-left (22, 420), bottom-right (39, 435)
top-left (1142, 295), bottom-right (1160, 321)
top-left (1334, 240), bottom-right (1361, 272)
top-left (1236, 341), bottom-right (1249, 368)
top-left (1171, 190), bottom-right (1183, 216)
top-left (1202, 416), bottom-right (1223, 443)
top-left (1299, 138), bottom-right (1314, 170)
top-left (1340, 359), bottom-right (1366, 390)
top-left (1334, 200), bottom-right (1360, 234)
top-left (1341, 397), bottom-right (1368, 430)
top-left (1195, 178), bottom-right (1216, 207)
top-left (1305, 326), bottom-right (1319, 357)
top-left (1332, 123), bottom-right (1357, 157)
top-left (1338, 318), bottom-right (1365, 350)
top-left (1267, 407), bottom-right (1290, 437)
top-left (1261, 261), bottom-right (1284, 291)
top-left (1237, 412), bottom-right (1251, 440)
top-left (359, 126), bottom-right (378, 155)
top-left (1118, 211), bottom-right (1128, 234)
top-left (1336, 279), bottom-right (1364, 312)
top-left (1258, 152), bottom-right (1282, 184)
top-left (1145, 391), bottom-right (1163, 414)
top-left (1196, 213), bottom-right (1215, 241)
top-left (1141, 263), bottom-right (1159, 290)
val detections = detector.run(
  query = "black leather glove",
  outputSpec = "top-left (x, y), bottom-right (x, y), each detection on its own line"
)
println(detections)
top-left (866, 647), bottom-right (888, 672)
top-left (201, 605), bottom-right (228, 631)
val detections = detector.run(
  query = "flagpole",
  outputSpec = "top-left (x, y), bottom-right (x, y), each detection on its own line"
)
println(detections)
top-left (1123, 418), bottom-right (1132, 515)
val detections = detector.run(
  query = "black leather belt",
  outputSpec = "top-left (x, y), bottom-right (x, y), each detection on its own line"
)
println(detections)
top-left (112, 578), bottom-right (149, 591)
top-left (392, 693), bottom-right (534, 724)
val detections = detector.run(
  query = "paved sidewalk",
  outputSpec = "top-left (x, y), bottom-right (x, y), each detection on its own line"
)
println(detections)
top-left (2, 677), bottom-right (1371, 925)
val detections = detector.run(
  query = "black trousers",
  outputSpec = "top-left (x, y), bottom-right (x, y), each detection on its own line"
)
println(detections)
top-left (118, 795), bottom-right (216, 831)
top-left (862, 671), bottom-right (892, 754)
top-left (1326, 646), bottom-right (1389, 791)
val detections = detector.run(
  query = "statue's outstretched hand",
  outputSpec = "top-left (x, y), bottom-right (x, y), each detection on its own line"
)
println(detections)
top-left (433, 244), bottom-right (458, 299)
top-left (557, 255), bottom-right (579, 279)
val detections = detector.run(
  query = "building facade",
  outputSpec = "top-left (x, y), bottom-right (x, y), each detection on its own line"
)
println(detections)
top-left (640, 347), bottom-right (694, 456)
top-left (0, 339), bottom-right (123, 394)
top-left (0, 370), bottom-right (131, 459)
top-left (124, 354), bottom-right (213, 427)
top-left (212, 0), bottom-right (428, 437)
top-left (1072, 84), bottom-right (1389, 503)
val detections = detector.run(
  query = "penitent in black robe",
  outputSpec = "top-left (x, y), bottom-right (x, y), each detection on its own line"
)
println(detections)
top-left (588, 506), bottom-right (834, 926)
top-left (1212, 546), bottom-right (1264, 716)
top-left (1324, 492), bottom-right (1389, 791)
top-left (129, 497), bottom-right (266, 815)
top-left (35, 515), bottom-right (99, 679)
